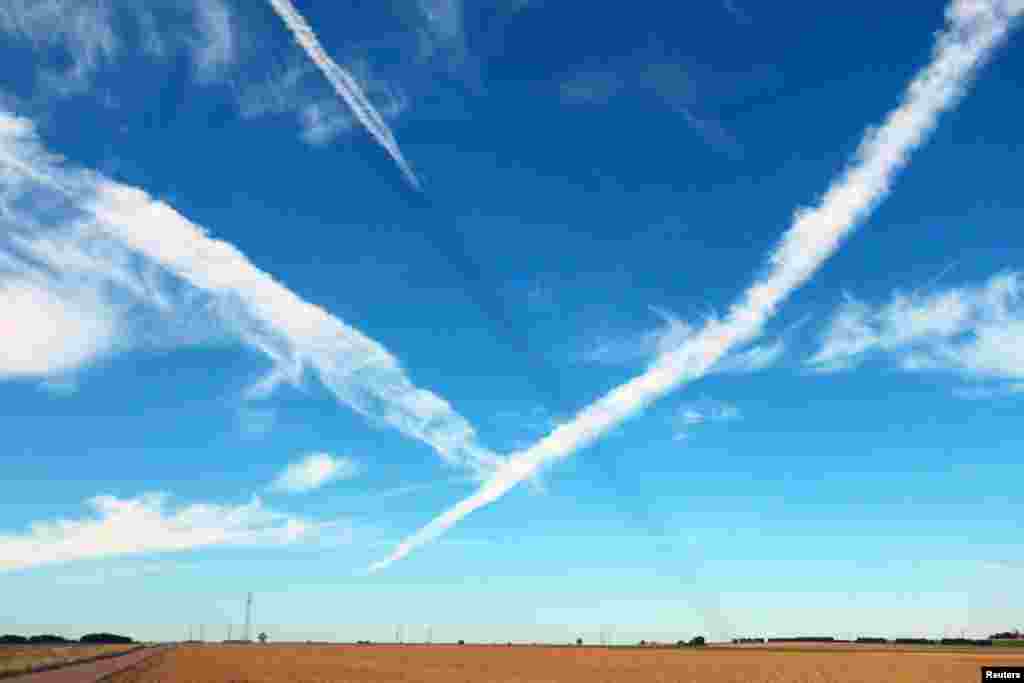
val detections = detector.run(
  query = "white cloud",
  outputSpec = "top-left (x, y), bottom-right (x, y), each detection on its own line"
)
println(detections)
top-left (561, 60), bottom-right (741, 155)
top-left (0, 493), bottom-right (314, 573)
top-left (0, 0), bottom-right (240, 95)
top-left (810, 272), bottom-right (1024, 390)
top-left (0, 110), bottom-right (499, 476)
top-left (414, 0), bottom-right (473, 71)
top-left (238, 59), bottom-right (408, 149)
top-left (722, 0), bottom-right (752, 24)
top-left (368, 0), bottom-right (1022, 572)
top-left (190, 0), bottom-right (236, 83)
top-left (712, 340), bottom-right (785, 374)
top-left (673, 397), bottom-right (741, 440)
top-left (299, 100), bottom-right (355, 145)
top-left (0, 278), bottom-right (117, 378)
top-left (0, 0), bottom-right (118, 94)
top-left (560, 71), bottom-right (626, 105)
top-left (578, 307), bottom-right (694, 365)
top-left (952, 382), bottom-right (1024, 400)
top-left (269, 452), bottom-right (360, 494)
top-left (578, 306), bottom-right (783, 374)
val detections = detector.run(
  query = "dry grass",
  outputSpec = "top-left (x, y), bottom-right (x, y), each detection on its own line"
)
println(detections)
top-left (0, 643), bottom-right (137, 677)
top-left (106, 643), bottom-right (1024, 683)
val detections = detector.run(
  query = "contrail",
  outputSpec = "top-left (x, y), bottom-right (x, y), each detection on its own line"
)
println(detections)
top-left (0, 111), bottom-right (496, 477)
top-left (369, 0), bottom-right (1023, 572)
top-left (266, 0), bottom-right (421, 190)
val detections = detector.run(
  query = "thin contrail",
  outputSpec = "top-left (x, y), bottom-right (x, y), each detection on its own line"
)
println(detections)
top-left (266, 0), bottom-right (421, 190)
top-left (368, 0), bottom-right (1023, 572)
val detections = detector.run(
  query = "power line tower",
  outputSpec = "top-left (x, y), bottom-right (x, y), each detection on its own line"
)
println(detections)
top-left (244, 592), bottom-right (254, 643)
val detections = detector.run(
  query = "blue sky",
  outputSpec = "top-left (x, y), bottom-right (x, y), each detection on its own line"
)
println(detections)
top-left (1, 0), bottom-right (1022, 643)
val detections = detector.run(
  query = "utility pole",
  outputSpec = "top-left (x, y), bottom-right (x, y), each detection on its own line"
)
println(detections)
top-left (244, 593), bottom-right (253, 642)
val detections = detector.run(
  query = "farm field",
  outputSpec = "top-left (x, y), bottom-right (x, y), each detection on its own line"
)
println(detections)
top-left (106, 643), bottom-right (1024, 683)
top-left (0, 644), bottom-right (138, 677)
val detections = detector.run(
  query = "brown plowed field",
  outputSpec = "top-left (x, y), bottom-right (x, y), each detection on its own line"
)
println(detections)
top-left (1, 646), bottom-right (163, 683)
top-left (104, 643), bottom-right (1024, 682)
top-left (0, 645), bottom-right (139, 678)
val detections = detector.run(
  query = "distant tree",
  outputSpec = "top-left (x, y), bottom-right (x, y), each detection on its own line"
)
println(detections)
top-left (258, 632), bottom-right (268, 644)
top-left (576, 638), bottom-right (583, 646)
top-left (991, 630), bottom-right (1023, 640)
top-left (0, 635), bottom-right (28, 644)
top-left (457, 639), bottom-right (465, 645)
top-left (81, 633), bottom-right (134, 644)
top-left (689, 636), bottom-right (706, 647)
top-left (639, 640), bottom-right (646, 646)
top-left (28, 635), bottom-right (69, 644)
top-left (677, 640), bottom-right (686, 647)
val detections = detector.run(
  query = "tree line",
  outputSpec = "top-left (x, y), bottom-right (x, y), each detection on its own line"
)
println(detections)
top-left (0, 633), bottom-right (134, 645)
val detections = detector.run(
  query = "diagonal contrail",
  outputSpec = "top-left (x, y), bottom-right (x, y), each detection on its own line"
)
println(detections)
top-left (266, 0), bottom-right (421, 190)
top-left (369, 0), bottom-right (1023, 572)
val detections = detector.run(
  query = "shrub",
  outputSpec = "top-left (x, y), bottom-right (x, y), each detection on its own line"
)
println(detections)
top-left (0, 635), bottom-right (28, 644)
top-left (689, 636), bottom-right (706, 647)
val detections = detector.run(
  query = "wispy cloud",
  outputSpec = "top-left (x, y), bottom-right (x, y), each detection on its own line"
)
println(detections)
top-left (561, 60), bottom-right (742, 156)
top-left (560, 71), bottom-right (625, 106)
top-left (0, 0), bottom-right (240, 95)
top-left (189, 0), bottom-right (236, 83)
top-left (672, 397), bottom-right (741, 440)
top-left (722, 0), bottom-right (752, 25)
top-left (374, 477), bottom-right (472, 499)
top-left (266, 0), bottom-right (421, 189)
top-left (0, 0), bottom-right (118, 94)
top-left (0, 110), bottom-right (498, 476)
top-left (577, 307), bottom-right (694, 366)
top-left (269, 452), bottom-right (360, 494)
top-left (238, 59), bottom-right (408, 148)
top-left (369, 0), bottom-right (1022, 571)
top-left (809, 271), bottom-right (1024, 391)
top-left (712, 339), bottom-right (785, 374)
top-left (0, 493), bottom-right (314, 573)
top-left (416, 0), bottom-right (468, 69)
top-left (952, 383), bottom-right (1024, 400)
top-left (577, 306), bottom-right (783, 374)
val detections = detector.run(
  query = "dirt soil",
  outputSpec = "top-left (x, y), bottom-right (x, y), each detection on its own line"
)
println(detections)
top-left (103, 643), bottom-right (1024, 683)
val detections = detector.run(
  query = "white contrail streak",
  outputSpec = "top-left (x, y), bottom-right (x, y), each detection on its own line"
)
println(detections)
top-left (369, 0), bottom-right (1023, 572)
top-left (1, 112), bottom-right (493, 475)
top-left (266, 0), bottom-right (421, 190)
